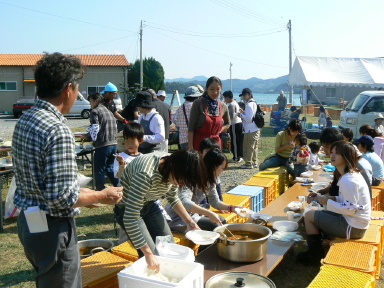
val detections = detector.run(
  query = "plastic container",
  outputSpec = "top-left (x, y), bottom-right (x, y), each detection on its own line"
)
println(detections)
top-left (227, 185), bottom-right (264, 213)
top-left (118, 256), bottom-right (204, 288)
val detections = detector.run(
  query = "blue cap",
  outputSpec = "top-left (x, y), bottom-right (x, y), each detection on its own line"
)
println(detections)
top-left (356, 135), bottom-right (374, 146)
top-left (101, 82), bottom-right (117, 94)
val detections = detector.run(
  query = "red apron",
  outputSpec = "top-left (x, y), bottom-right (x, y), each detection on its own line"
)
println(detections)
top-left (193, 99), bottom-right (223, 150)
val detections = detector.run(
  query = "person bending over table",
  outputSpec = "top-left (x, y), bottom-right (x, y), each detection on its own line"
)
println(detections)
top-left (298, 141), bottom-right (371, 265)
top-left (259, 119), bottom-right (302, 175)
top-left (165, 148), bottom-right (243, 233)
top-left (119, 150), bottom-right (208, 272)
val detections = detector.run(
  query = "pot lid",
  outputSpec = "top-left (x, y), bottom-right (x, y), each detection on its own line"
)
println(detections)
top-left (206, 272), bottom-right (275, 288)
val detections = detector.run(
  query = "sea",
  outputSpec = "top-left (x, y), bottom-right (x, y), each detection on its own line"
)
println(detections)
top-left (164, 93), bottom-right (302, 107)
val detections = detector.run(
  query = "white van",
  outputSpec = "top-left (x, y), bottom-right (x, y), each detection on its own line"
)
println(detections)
top-left (339, 91), bottom-right (384, 136)
top-left (64, 92), bottom-right (91, 119)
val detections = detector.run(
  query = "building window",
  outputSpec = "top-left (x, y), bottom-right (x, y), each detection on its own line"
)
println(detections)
top-left (0, 81), bottom-right (17, 91)
top-left (325, 88), bottom-right (336, 98)
top-left (87, 86), bottom-right (105, 95)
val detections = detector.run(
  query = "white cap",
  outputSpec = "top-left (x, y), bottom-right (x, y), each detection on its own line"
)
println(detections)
top-left (156, 90), bottom-right (167, 97)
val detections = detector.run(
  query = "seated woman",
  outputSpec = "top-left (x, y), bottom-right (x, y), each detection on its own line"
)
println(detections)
top-left (165, 148), bottom-right (243, 233)
top-left (290, 106), bottom-right (301, 121)
top-left (356, 135), bottom-right (384, 186)
top-left (259, 119), bottom-right (302, 175)
top-left (297, 141), bottom-right (371, 265)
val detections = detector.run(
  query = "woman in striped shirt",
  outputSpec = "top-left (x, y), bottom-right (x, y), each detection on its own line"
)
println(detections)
top-left (120, 150), bottom-right (208, 272)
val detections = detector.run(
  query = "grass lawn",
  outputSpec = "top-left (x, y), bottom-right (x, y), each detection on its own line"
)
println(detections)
top-left (1, 115), bottom-right (383, 287)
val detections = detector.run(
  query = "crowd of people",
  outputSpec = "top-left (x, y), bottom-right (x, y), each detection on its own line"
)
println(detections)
top-left (11, 52), bottom-right (384, 287)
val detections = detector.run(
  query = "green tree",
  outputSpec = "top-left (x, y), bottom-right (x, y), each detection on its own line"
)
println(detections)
top-left (128, 57), bottom-right (165, 92)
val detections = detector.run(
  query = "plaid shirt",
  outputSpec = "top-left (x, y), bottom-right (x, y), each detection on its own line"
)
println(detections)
top-left (174, 102), bottom-right (193, 144)
top-left (12, 99), bottom-right (80, 217)
top-left (89, 104), bottom-right (117, 148)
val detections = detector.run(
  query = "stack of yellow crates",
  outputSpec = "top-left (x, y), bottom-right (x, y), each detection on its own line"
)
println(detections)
top-left (370, 210), bottom-right (384, 255)
top-left (266, 166), bottom-right (290, 191)
top-left (254, 171), bottom-right (281, 197)
top-left (81, 251), bottom-right (132, 288)
top-left (371, 188), bottom-right (381, 211)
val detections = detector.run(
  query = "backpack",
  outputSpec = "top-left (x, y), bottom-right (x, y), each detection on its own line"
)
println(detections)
top-left (252, 104), bottom-right (265, 128)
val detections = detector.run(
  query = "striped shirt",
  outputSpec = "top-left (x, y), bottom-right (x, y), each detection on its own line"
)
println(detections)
top-left (120, 152), bottom-right (179, 249)
top-left (12, 99), bottom-right (80, 217)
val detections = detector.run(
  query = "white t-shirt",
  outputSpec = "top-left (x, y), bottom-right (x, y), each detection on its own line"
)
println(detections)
top-left (327, 172), bottom-right (371, 229)
top-left (309, 152), bottom-right (319, 165)
top-left (113, 152), bottom-right (142, 178)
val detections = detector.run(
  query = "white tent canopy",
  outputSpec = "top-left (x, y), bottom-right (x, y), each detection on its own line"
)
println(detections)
top-left (288, 56), bottom-right (384, 88)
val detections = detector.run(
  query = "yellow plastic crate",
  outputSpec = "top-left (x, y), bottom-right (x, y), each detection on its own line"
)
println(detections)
top-left (266, 166), bottom-right (289, 191)
top-left (243, 176), bottom-right (277, 206)
top-left (371, 188), bottom-right (381, 211)
top-left (207, 207), bottom-right (238, 224)
top-left (371, 210), bottom-right (384, 255)
top-left (171, 232), bottom-right (200, 255)
top-left (222, 194), bottom-right (251, 223)
top-left (372, 181), bottom-right (384, 211)
top-left (254, 172), bottom-right (281, 197)
top-left (332, 224), bottom-right (381, 279)
top-left (323, 241), bottom-right (376, 277)
top-left (307, 264), bottom-right (375, 288)
top-left (81, 251), bottom-right (132, 288)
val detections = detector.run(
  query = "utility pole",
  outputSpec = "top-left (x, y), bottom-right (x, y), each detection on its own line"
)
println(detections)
top-left (140, 20), bottom-right (143, 89)
top-left (287, 20), bottom-right (293, 104)
top-left (229, 62), bottom-right (233, 92)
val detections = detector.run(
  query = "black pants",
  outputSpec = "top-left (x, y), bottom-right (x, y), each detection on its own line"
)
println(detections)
top-left (229, 123), bottom-right (244, 160)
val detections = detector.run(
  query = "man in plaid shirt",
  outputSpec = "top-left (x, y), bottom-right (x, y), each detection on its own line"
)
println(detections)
top-left (174, 86), bottom-right (202, 149)
top-left (12, 52), bottom-right (123, 288)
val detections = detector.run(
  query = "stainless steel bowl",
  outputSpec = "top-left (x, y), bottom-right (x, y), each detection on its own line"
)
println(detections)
top-left (77, 235), bottom-right (114, 258)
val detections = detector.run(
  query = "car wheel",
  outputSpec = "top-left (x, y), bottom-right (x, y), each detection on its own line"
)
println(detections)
top-left (81, 109), bottom-right (90, 119)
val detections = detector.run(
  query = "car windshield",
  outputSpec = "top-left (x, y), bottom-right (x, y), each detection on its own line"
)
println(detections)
top-left (345, 94), bottom-right (369, 112)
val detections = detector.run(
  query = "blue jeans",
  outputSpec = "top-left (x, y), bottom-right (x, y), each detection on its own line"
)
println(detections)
top-left (94, 144), bottom-right (119, 191)
top-left (259, 154), bottom-right (294, 176)
top-left (136, 201), bottom-right (174, 257)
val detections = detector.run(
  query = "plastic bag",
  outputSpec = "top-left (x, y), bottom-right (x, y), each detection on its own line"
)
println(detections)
top-left (78, 173), bottom-right (92, 188)
top-left (155, 235), bottom-right (174, 255)
top-left (303, 200), bottom-right (321, 216)
top-left (270, 231), bottom-right (303, 242)
top-left (4, 177), bottom-right (20, 219)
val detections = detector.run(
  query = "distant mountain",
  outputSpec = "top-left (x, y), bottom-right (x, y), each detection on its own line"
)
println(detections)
top-left (165, 74), bottom-right (298, 94)
top-left (165, 76), bottom-right (208, 83)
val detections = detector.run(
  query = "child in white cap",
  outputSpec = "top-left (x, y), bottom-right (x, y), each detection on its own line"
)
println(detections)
top-left (373, 113), bottom-right (384, 135)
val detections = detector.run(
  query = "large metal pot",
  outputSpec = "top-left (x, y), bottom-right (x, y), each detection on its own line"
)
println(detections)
top-left (77, 234), bottom-right (114, 259)
top-left (206, 272), bottom-right (276, 288)
top-left (213, 222), bottom-right (272, 262)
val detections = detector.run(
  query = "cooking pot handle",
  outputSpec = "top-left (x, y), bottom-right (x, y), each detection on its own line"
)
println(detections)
top-left (78, 234), bottom-right (87, 240)
top-left (217, 232), bottom-right (234, 246)
top-left (253, 218), bottom-right (268, 226)
top-left (90, 247), bottom-right (105, 255)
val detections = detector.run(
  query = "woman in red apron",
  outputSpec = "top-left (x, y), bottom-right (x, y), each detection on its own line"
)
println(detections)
top-left (187, 76), bottom-right (230, 151)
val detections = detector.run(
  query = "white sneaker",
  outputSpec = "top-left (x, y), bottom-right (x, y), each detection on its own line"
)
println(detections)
top-left (237, 158), bottom-right (244, 163)
top-left (240, 164), bottom-right (254, 169)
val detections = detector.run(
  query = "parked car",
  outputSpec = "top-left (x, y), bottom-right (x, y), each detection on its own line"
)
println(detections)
top-left (65, 92), bottom-right (91, 119)
top-left (13, 96), bottom-right (35, 118)
top-left (339, 90), bottom-right (384, 136)
top-left (13, 92), bottom-right (91, 119)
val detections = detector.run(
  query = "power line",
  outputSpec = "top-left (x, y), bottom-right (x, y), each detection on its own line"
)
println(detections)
top-left (0, 1), bottom-right (137, 33)
top-left (147, 27), bottom-right (287, 69)
top-left (145, 23), bottom-right (286, 38)
top-left (145, 21), bottom-right (285, 37)
top-left (209, 0), bottom-right (285, 26)
top-left (61, 34), bottom-right (137, 53)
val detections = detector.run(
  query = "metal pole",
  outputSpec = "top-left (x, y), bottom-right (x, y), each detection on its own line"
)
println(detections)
top-left (140, 20), bottom-right (143, 89)
top-left (287, 20), bottom-right (293, 104)
top-left (230, 62), bottom-right (233, 92)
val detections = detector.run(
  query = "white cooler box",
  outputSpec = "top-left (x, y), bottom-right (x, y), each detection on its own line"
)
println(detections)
top-left (118, 256), bottom-right (203, 288)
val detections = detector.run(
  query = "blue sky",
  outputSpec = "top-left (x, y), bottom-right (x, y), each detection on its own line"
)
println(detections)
top-left (2, 0), bottom-right (384, 80)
